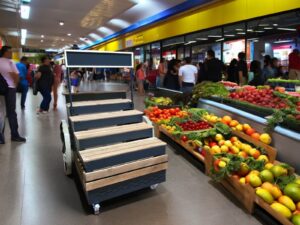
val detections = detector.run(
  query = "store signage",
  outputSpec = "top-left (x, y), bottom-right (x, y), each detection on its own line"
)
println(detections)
top-left (65, 50), bottom-right (134, 68)
top-left (125, 34), bottom-right (144, 48)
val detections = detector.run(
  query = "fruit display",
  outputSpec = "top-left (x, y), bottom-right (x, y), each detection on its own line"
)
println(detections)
top-left (202, 113), bottom-right (272, 145)
top-left (144, 106), bottom-right (188, 124)
top-left (220, 81), bottom-right (239, 89)
top-left (177, 121), bottom-right (212, 131)
top-left (144, 96), bottom-right (173, 108)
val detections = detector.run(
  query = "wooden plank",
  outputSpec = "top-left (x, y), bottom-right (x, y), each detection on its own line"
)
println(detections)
top-left (79, 137), bottom-right (162, 158)
top-left (74, 122), bottom-right (153, 140)
top-left (221, 176), bottom-right (255, 213)
top-left (85, 163), bottom-right (168, 191)
top-left (159, 126), bottom-right (205, 162)
top-left (70, 110), bottom-right (143, 122)
top-left (71, 99), bottom-right (131, 107)
top-left (255, 196), bottom-right (294, 225)
top-left (232, 130), bottom-right (277, 162)
top-left (84, 155), bottom-right (168, 182)
top-left (81, 141), bottom-right (166, 162)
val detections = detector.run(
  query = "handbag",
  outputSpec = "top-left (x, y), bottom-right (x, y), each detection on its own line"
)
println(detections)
top-left (0, 73), bottom-right (9, 95)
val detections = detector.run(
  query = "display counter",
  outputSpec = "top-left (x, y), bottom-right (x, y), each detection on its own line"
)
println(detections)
top-left (198, 99), bottom-right (300, 172)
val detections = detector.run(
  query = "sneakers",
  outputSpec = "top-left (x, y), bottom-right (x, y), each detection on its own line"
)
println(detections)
top-left (11, 136), bottom-right (26, 143)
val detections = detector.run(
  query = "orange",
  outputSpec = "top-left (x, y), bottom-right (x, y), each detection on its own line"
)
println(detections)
top-left (251, 133), bottom-right (260, 140)
top-left (223, 116), bottom-right (232, 124)
top-left (246, 128), bottom-right (256, 136)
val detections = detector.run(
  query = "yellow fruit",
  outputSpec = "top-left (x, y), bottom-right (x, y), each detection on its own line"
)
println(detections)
top-left (224, 140), bottom-right (233, 147)
top-left (271, 165), bottom-right (288, 178)
top-left (242, 144), bottom-right (252, 154)
top-left (203, 145), bottom-right (210, 151)
top-left (278, 196), bottom-right (296, 211)
top-left (258, 155), bottom-right (269, 163)
top-left (218, 161), bottom-right (227, 168)
top-left (292, 214), bottom-right (300, 225)
top-left (260, 170), bottom-right (274, 183)
top-left (230, 146), bottom-right (240, 154)
top-left (294, 179), bottom-right (300, 185)
top-left (271, 202), bottom-right (292, 219)
top-left (233, 141), bottom-right (242, 149)
top-left (249, 175), bottom-right (262, 187)
top-left (262, 182), bottom-right (283, 199)
top-left (259, 133), bottom-right (272, 145)
top-left (249, 170), bottom-right (260, 176)
top-left (256, 187), bottom-right (274, 204)
top-left (211, 146), bottom-right (221, 154)
top-left (220, 145), bottom-right (229, 153)
top-left (215, 134), bottom-right (224, 142)
top-left (210, 116), bottom-right (218, 123)
top-left (236, 124), bottom-right (243, 131)
top-left (298, 202), bottom-right (300, 211)
top-left (243, 124), bottom-right (251, 131)
top-left (239, 177), bottom-right (246, 184)
top-left (265, 163), bottom-right (274, 170)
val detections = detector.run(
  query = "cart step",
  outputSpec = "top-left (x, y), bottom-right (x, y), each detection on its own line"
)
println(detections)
top-left (68, 99), bottom-right (133, 115)
top-left (64, 91), bottom-right (127, 103)
top-left (78, 137), bottom-right (166, 172)
top-left (69, 110), bottom-right (143, 131)
top-left (74, 122), bottom-right (153, 150)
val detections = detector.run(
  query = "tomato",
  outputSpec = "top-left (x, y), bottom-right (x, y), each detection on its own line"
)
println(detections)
top-left (181, 135), bottom-right (188, 142)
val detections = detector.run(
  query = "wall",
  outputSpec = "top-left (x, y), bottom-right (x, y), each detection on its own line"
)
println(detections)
top-left (92, 0), bottom-right (300, 51)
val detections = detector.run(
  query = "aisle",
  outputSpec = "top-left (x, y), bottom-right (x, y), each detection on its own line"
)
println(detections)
top-left (0, 81), bottom-right (262, 225)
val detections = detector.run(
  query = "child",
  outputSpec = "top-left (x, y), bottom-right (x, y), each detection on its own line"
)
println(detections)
top-left (70, 70), bottom-right (80, 93)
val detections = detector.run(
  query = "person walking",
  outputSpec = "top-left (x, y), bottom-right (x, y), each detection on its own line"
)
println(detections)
top-left (52, 62), bottom-right (62, 110)
top-left (164, 59), bottom-right (180, 90)
top-left (178, 57), bottom-right (198, 93)
top-left (237, 52), bottom-right (248, 85)
top-left (248, 60), bottom-right (264, 86)
top-left (227, 59), bottom-right (238, 83)
top-left (16, 56), bottom-right (29, 110)
top-left (262, 55), bottom-right (275, 82)
top-left (35, 56), bottom-right (54, 114)
top-left (203, 50), bottom-right (223, 82)
top-left (136, 63), bottom-right (146, 95)
top-left (288, 49), bottom-right (300, 80)
top-left (0, 46), bottom-right (26, 143)
top-left (157, 58), bottom-right (167, 87)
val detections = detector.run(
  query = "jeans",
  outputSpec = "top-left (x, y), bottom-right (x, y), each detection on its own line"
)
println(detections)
top-left (20, 85), bottom-right (29, 108)
top-left (3, 88), bottom-right (19, 138)
top-left (40, 89), bottom-right (52, 111)
top-left (181, 85), bottom-right (194, 94)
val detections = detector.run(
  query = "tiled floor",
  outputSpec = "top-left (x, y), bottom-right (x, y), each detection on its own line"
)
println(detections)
top-left (0, 81), bottom-right (263, 225)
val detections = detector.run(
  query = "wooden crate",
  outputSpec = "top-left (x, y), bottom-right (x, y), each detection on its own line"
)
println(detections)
top-left (232, 130), bottom-right (277, 162)
top-left (255, 196), bottom-right (294, 225)
top-left (220, 176), bottom-right (256, 213)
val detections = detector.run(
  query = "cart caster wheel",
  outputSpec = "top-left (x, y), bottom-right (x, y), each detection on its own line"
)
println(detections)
top-left (150, 184), bottom-right (159, 190)
top-left (93, 204), bottom-right (101, 215)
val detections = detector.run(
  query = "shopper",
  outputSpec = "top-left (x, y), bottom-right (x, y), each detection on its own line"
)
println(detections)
top-left (237, 52), bottom-right (248, 85)
top-left (227, 58), bottom-right (238, 83)
top-left (35, 56), bottom-right (54, 114)
top-left (70, 69), bottom-right (80, 93)
top-left (248, 60), bottom-right (264, 86)
top-left (197, 62), bottom-right (205, 83)
top-left (271, 57), bottom-right (283, 78)
top-left (52, 62), bottom-right (62, 110)
top-left (288, 49), bottom-right (300, 80)
top-left (16, 56), bottom-right (29, 110)
top-left (157, 58), bottom-right (167, 87)
top-left (0, 46), bottom-right (26, 143)
top-left (178, 57), bottom-right (198, 93)
top-left (203, 50), bottom-right (223, 82)
top-left (164, 59), bottom-right (180, 90)
top-left (262, 55), bottom-right (275, 82)
top-left (136, 63), bottom-right (146, 95)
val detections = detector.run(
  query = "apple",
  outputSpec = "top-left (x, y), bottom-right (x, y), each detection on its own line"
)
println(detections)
top-left (220, 145), bottom-right (229, 153)
top-left (230, 136), bottom-right (239, 142)
top-left (224, 140), bottom-right (233, 147)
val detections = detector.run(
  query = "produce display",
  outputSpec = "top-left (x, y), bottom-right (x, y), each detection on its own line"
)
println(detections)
top-left (144, 106), bottom-right (188, 124)
top-left (178, 121), bottom-right (212, 131)
top-left (220, 81), bottom-right (239, 89)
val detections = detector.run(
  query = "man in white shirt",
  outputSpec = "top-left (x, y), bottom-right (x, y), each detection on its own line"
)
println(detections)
top-left (178, 57), bottom-right (198, 93)
top-left (0, 46), bottom-right (26, 144)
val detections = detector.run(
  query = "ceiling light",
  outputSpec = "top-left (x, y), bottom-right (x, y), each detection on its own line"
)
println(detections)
top-left (264, 27), bottom-right (273, 30)
top-left (67, 33), bottom-right (71, 36)
top-left (224, 34), bottom-right (235, 37)
top-left (89, 33), bottom-right (102, 40)
top-left (248, 38), bottom-right (259, 41)
top-left (20, 5), bottom-right (30, 19)
top-left (277, 28), bottom-right (297, 31)
top-left (41, 35), bottom-right (44, 38)
top-left (247, 29), bottom-right (254, 32)
top-left (208, 35), bottom-right (222, 38)
top-left (255, 30), bottom-right (265, 33)
top-left (97, 27), bottom-right (114, 34)
top-left (259, 24), bottom-right (269, 27)
top-left (196, 38), bottom-right (208, 40)
top-left (21, 29), bottom-right (27, 45)
top-left (109, 19), bottom-right (131, 28)
top-left (216, 38), bottom-right (224, 42)
top-left (21, 38), bottom-right (26, 45)
top-left (237, 32), bottom-right (246, 35)
top-left (59, 21), bottom-right (64, 26)
top-left (184, 41), bottom-right (196, 45)
top-left (41, 40), bottom-right (44, 43)
top-left (235, 28), bottom-right (244, 31)
top-left (273, 39), bottom-right (293, 44)
top-left (22, 0), bottom-right (31, 2)
top-left (273, 24), bottom-right (278, 26)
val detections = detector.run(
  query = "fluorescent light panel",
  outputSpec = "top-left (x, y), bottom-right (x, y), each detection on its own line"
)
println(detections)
top-left (216, 38), bottom-right (224, 42)
top-left (97, 27), bottom-right (114, 34)
top-left (89, 33), bottom-right (102, 40)
top-left (277, 27), bottom-right (297, 31)
top-left (196, 38), bottom-right (208, 40)
top-left (273, 40), bottom-right (293, 44)
top-left (20, 5), bottom-right (30, 19)
top-left (109, 19), bottom-right (131, 28)
top-left (208, 35), bottom-right (222, 38)
top-left (224, 34), bottom-right (235, 37)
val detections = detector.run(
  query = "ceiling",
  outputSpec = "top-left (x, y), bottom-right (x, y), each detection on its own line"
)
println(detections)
top-left (0, 0), bottom-right (187, 51)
